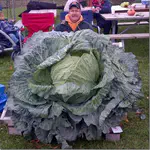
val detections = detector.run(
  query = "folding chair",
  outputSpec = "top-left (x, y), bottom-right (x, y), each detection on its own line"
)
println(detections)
top-left (60, 10), bottom-right (100, 34)
top-left (0, 30), bottom-right (16, 53)
top-left (0, 25), bottom-right (23, 59)
top-left (22, 12), bottom-right (55, 43)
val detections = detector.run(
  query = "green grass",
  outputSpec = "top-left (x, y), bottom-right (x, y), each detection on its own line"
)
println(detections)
top-left (0, 6), bottom-right (149, 149)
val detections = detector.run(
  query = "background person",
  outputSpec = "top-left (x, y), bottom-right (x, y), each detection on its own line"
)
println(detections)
top-left (0, 4), bottom-right (4, 20)
top-left (55, 1), bottom-right (93, 32)
top-left (92, 0), bottom-right (118, 34)
top-left (0, 6), bottom-right (23, 47)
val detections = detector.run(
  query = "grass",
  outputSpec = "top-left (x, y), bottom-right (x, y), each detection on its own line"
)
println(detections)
top-left (0, 6), bottom-right (149, 149)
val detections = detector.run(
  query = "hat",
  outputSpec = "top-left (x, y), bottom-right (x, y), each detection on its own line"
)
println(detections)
top-left (0, 4), bottom-right (2, 11)
top-left (69, 1), bottom-right (81, 10)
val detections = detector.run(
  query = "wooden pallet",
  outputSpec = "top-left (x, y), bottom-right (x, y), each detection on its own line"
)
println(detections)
top-left (0, 114), bottom-right (21, 135)
top-left (6, 119), bottom-right (21, 135)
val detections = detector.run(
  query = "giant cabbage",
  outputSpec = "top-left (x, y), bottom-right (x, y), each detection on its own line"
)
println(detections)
top-left (7, 29), bottom-right (143, 148)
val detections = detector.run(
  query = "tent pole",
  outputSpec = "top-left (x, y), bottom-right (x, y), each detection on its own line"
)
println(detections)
top-left (12, 0), bottom-right (16, 21)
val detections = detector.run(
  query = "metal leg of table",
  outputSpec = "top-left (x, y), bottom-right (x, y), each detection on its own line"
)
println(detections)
top-left (120, 20), bottom-right (141, 34)
top-left (121, 39), bottom-right (125, 49)
top-left (112, 21), bottom-right (116, 34)
top-left (111, 21), bottom-right (116, 42)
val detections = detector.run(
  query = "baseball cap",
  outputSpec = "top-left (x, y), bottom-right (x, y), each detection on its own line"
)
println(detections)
top-left (69, 1), bottom-right (81, 10)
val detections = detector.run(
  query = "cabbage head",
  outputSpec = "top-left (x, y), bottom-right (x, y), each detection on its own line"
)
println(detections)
top-left (7, 29), bottom-right (143, 148)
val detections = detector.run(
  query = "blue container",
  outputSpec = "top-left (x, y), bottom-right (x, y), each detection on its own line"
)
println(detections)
top-left (0, 93), bottom-right (7, 112)
top-left (0, 84), bottom-right (5, 96)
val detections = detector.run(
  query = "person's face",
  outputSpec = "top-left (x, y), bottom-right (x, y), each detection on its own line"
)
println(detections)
top-left (69, 7), bottom-right (81, 23)
top-left (0, 11), bottom-right (5, 20)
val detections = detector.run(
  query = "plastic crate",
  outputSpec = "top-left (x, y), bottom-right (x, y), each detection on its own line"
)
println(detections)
top-left (0, 93), bottom-right (7, 112)
top-left (0, 84), bottom-right (5, 96)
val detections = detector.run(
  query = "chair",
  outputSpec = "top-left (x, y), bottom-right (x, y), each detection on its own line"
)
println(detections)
top-left (0, 29), bottom-right (16, 53)
top-left (22, 12), bottom-right (55, 43)
top-left (0, 23), bottom-right (23, 58)
top-left (60, 10), bottom-right (100, 34)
